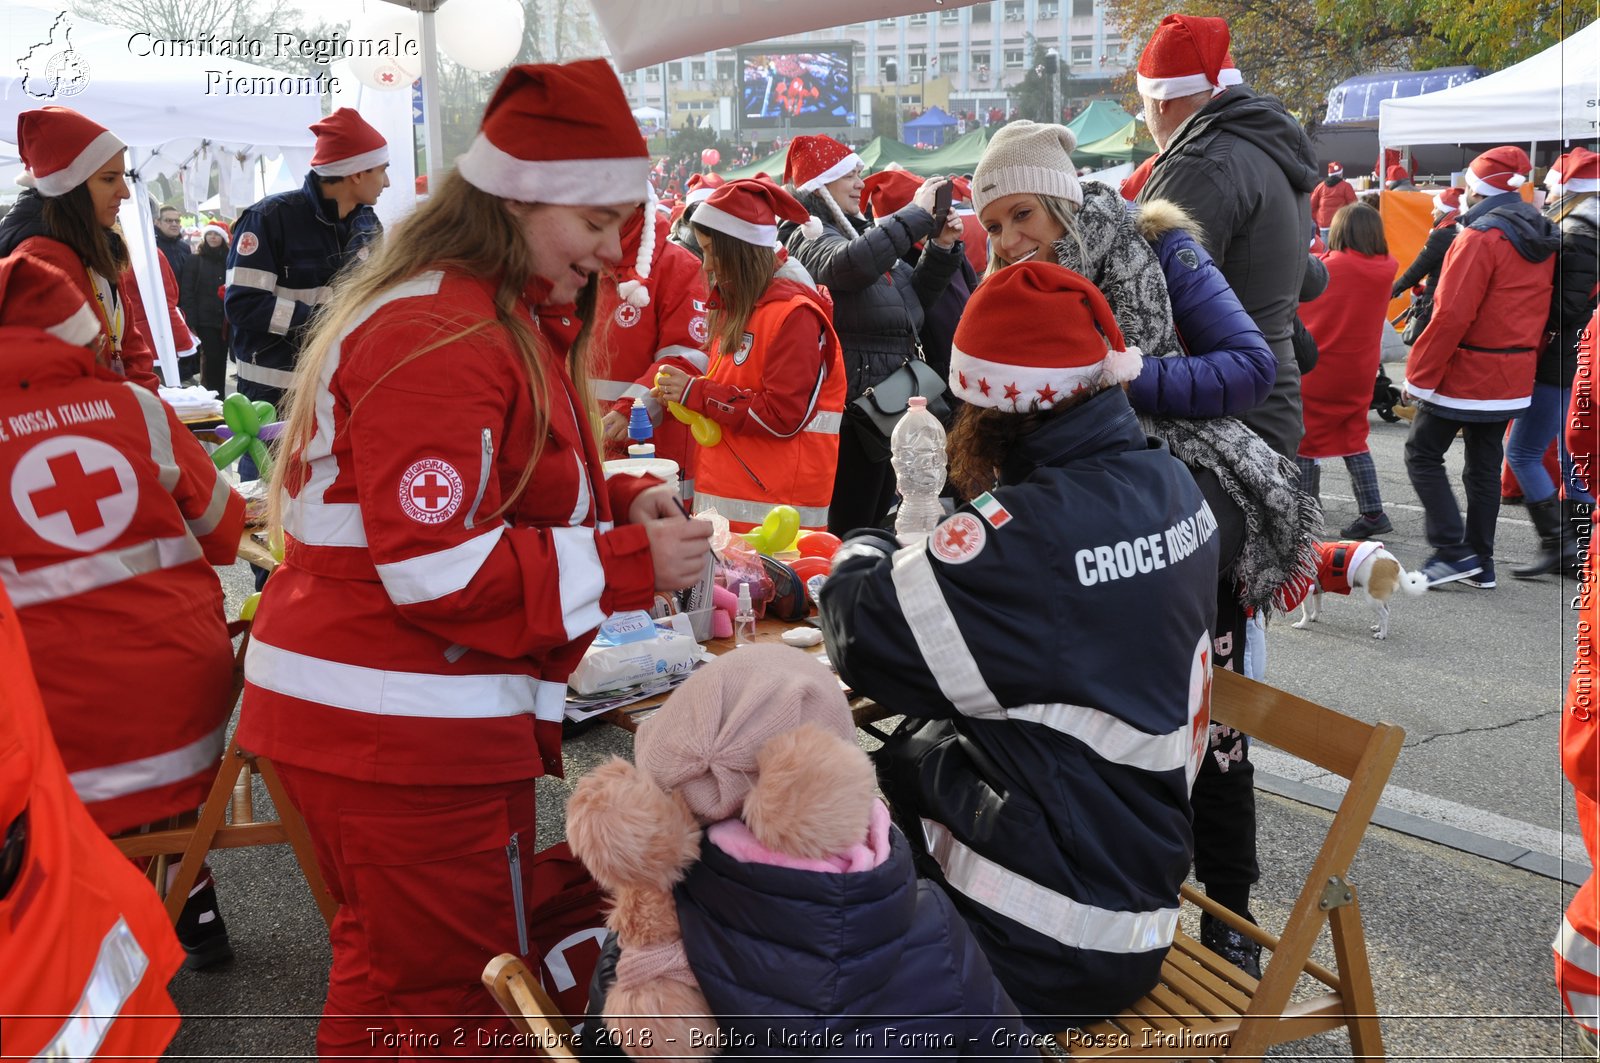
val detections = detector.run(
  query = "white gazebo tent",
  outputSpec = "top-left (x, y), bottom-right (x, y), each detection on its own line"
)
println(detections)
top-left (1378, 19), bottom-right (1600, 147)
top-left (0, 7), bottom-right (322, 385)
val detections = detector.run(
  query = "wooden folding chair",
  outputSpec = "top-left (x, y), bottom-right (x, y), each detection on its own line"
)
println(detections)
top-left (113, 624), bottom-right (336, 928)
top-left (482, 953), bottom-right (581, 1061)
top-left (1058, 667), bottom-right (1405, 1061)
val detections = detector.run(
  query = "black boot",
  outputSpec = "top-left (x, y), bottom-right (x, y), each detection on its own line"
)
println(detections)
top-left (1513, 497), bottom-right (1575, 579)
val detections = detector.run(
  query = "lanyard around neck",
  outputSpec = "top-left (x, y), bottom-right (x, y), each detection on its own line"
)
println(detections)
top-left (84, 267), bottom-right (124, 372)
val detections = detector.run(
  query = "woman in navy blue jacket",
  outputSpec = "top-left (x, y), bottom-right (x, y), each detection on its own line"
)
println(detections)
top-left (1127, 198), bottom-right (1275, 418)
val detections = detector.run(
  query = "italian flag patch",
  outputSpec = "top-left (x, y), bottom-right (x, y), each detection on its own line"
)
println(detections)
top-left (972, 491), bottom-right (1012, 529)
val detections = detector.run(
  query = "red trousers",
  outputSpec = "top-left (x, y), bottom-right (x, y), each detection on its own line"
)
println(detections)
top-left (275, 763), bottom-right (539, 1059)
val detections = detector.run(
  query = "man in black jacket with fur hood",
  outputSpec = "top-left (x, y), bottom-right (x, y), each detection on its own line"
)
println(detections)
top-left (1132, 11), bottom-right (1321, 984)
top-left (1134, 14), bottom-right (1320, 462)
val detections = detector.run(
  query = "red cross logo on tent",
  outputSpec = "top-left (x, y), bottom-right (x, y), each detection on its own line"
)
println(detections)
top-left (11, 436), bottom-right (138, 552)
top-left (398, 458), bottom-right (464, 525)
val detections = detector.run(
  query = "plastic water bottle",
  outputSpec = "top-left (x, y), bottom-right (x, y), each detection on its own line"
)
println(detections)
top-left (627, 398), bottom-right (655, 458)
top-left (734, 582), bottom-right (756, 646)
top-left (891, 396), bottom-right (947, 543)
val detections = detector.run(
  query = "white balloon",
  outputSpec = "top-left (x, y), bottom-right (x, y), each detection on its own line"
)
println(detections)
top-left (350, 7), bottom-right (422, 89)
top-left (437, 0), bottom-right (526, 73)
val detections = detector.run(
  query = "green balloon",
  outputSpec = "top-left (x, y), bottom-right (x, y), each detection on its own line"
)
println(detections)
top-left (210, 434), bottom-right (249, 469)
top-left (222, 392), bottom-right (260, 436)
top-left (252, 400), bottom-right (276, 424)
top-left (247, 439), bottom-right (274, 481)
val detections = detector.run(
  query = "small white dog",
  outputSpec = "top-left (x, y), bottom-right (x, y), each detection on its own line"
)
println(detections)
top-left (1292, 540), bottom-right (1428, 640)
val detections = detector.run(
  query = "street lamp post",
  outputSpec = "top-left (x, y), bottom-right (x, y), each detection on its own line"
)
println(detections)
top-left (885, 58), bottom-right (901, 143)
top-left (1045, 47), bottom-right (1061, 124)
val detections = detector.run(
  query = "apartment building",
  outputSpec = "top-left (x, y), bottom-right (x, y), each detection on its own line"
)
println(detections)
top-left (619, 0), bottom-right (1131, 138)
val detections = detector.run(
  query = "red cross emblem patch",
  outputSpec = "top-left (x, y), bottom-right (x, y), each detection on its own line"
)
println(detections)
top-left (11, 436), bottom-right (139, 552)
top-left (398, 458), bottom-right (464, 525)
top-left (930, 513), bottom-right (985, 565)
top-left (613, 303), bottom-right (642, 329)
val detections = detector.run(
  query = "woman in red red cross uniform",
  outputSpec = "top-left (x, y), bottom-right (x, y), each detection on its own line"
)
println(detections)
top-left (0, 251), bottom-right (245, 970)
top-left (234, 61), bottom-right (711, 1057)
top-left (654, 178), bottom-right (845, 533)
top-left (0, 107), bottom-right (161, 391)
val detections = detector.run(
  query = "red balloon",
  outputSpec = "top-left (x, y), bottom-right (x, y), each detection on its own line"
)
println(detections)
top-left (790, 555), bottom-right (832, 582)
top-left (701, 148), bottom-right (721, 167)
top-left (795, 531), bottom-right (842, 559)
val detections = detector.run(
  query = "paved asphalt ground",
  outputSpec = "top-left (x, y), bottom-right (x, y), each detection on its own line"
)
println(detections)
top-left (165, 347), bottom-right (1592, 1060)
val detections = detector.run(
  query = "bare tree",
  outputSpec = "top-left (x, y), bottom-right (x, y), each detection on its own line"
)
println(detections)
top-left (71, 0), bottom-right (347, 78)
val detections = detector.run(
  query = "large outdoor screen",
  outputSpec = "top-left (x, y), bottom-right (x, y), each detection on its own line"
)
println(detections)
top-left (738, 45), bottom-right (855, 128)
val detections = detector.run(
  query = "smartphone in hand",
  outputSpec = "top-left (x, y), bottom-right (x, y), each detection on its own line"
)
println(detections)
top-left (932, 181), bottom-right (953, 236)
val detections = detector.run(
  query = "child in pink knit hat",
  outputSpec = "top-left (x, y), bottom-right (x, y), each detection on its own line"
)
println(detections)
top-left (566, 644), bottom-right (1028, 1060)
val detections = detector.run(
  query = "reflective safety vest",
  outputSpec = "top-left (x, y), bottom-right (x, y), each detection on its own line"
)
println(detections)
top-left (692, 294), bottom-right (844, 532)
top-left (0, 582), bottom-right (184, 1060)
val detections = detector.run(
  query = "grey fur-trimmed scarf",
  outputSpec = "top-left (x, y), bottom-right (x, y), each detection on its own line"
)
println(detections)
top-left (1143, 412), bottom-right (1322, 616)
top-left (1027, 179), bottom-right (1319, 614)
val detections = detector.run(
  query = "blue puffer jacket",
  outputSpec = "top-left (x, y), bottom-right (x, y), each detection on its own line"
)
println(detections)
top-left (1125, 199), bottom-right (1275, 419)
top-left (673, 820), bottom-right (1033, 1059)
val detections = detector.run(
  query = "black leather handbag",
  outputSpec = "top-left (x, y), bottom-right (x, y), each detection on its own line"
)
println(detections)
top-left (846, 354), bottom-right (951, 462)
top-left (1400, 291), bottom-right (1434, 346)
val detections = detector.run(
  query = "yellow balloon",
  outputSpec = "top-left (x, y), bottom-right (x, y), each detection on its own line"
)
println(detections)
top-left (267, 524), bottom-right (285, 562)
top-left (239, 592), bottom-right (261, 622)
top-left (690, 416), bottom-right (722, 447)
top-left (656, 369), bottom-right (721, 445)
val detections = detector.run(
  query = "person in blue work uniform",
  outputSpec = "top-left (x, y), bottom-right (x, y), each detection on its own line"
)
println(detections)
top-left (819, 262), bottom-right (1219, 1027)
top-left (225, 108), bottom-right (389, 411)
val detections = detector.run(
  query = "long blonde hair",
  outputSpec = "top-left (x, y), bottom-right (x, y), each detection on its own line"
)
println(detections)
top-left (982, 193), bottom-right (1083, 278)
top-left (269, 169), bottom-right (602, 530)
top-left (693, 225), bottom-right (775, 357)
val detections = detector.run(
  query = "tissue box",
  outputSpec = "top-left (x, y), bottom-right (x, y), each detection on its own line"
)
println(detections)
top-left (568, 612), bottom-right (701, 696)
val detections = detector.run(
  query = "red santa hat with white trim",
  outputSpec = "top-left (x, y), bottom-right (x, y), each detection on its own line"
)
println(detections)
top-left (1430, 186), bottom-right (1464, 218)
top-left (1327, 162), bottom-right (1344, 177)
top-left (0, 253), bottom-right (104, 348)
top-left (202, 220), bottom-right (232, 243)
top-left (1464, 145), bottom-right (1530, 196)
top-left (458, 59), bottom-right (651, 206)
top-left (1136, 14), bottom-right (1237, 100)
top-left (309, 108), bottom-right (389, 177)
top-left (949, 261), bottom-right (1142, 411)
top-left (15, 106), bottom-right (126, 198)
top-left (1547, 146), bottom-right (1600, 195)
top-left (783, 135), bottom-right (863, 194)
top-left (685, 172), bottom-right (727, 206)
top-left (694, 178), bottom-right (822, 247)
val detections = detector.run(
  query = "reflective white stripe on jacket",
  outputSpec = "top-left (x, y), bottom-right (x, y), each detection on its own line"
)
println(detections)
top-left (247, 638), bottom-right (567, 722)
top-left (923, 820), bottom-right (1179, 953)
